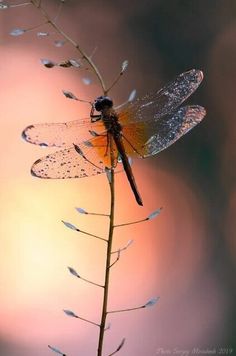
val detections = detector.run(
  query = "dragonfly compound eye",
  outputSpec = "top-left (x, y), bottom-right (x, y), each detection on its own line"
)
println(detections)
top-left (94, 96), bottom-right (113, 111)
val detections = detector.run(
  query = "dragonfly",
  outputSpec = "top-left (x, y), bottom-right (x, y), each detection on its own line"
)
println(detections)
top-left (22, 69), bottom-right (206, 206)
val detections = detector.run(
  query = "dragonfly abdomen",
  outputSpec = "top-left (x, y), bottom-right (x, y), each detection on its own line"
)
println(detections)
top-left (113, 135), bottom-right (143, 206)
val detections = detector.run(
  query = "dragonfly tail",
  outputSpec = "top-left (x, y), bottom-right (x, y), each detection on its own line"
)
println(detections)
top-left (123, 159), bottom-right (143, 206)
top-left (130, 181), bottom-right (143, 206)
top-left (114, 137), bottom-right (143, 206)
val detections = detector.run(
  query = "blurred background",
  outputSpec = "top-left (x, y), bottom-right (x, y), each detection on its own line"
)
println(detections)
top-left (0, 0), bottom-right (235, 355)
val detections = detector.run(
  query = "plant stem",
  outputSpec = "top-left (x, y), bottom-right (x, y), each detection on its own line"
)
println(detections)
top-left (108, 306), bottom-right (144, 314)
top-left (106, 71), bottom-right (123, 94)
top-left (29, 3), bottom-right (117, 354)
top-left (97, 143), bottom-right (115, 356)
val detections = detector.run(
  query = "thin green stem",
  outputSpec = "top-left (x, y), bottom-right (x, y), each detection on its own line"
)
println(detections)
top-left (108, 339), bottom-right (125, 356)
top-left (109, 250), bottom-right (120, 268)
top-left (26, 21), bottom-right (49, 32)
top-left (108, 306), bottom-right (145, 314)
top-left (97, 138), bottom-right (115, 356)
top-left (30, 0), bottom-right (107, 93)
top-left (78, 228), bottom-right (107, 242)
top-left (75, 315), bottom-right (100, 327)
top-left (85, 212), bottom-right (109, 217)
top-left (106, 71), bottom-right (123, 94)
top-left (10, 2), bottom-right (31, 7)
top-left (80, 276), bottom-right (104, 289)
top-left (114, 217), bottom-right (148, 228)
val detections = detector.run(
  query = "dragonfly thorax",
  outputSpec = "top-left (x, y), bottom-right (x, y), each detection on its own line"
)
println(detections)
top-left (102, 111), bottom-right (121, 136)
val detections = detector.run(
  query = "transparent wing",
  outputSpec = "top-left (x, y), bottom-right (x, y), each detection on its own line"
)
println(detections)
top-left (31, 134), bottom-right (119, 179)
top-left (22, 118), bottom-right (106, 148)
top-left (118, 69), bottom-right (203, 125)
top-left (121, 105), bottom-right (206, 158)
top-left (31, 106), bottom-right (205, 178)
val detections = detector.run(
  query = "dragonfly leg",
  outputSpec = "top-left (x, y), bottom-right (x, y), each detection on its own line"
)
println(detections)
top-left (90, 105), bottom-right (102, 122)
top-left (91, 115), bottom-right (101, 123)
top-left (121, 133), bottom-right (145, 158)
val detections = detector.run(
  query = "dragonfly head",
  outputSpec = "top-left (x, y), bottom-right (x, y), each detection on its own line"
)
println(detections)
top-left (94, 96), bottom-right (113, 112)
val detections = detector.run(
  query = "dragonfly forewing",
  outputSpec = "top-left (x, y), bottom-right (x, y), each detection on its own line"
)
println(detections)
top-left (118, 69), bottom-right (203, 125)
top-left (22, 118), bottom-right (105, 147)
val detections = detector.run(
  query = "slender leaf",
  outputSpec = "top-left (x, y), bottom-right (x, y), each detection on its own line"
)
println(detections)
top-left (73, 144), bottom-right (84, 156)
top-left (10, 28), bottom-right (26, 36)
top-left (125, 239), bottom-right (134, 249)
top-left (117, 338), bottom-right (126, 351)
top-left (67, 266), bottom-right (80, 278)
top-left (69, 59), bottom-right (81, 68)
top-left (61, 220), bottom-right (78, 231)
top-left (83, 140), bottom-right (94, 148)
top-left (59, 60), bottom-right (72, 68)
top-left (75, 207), bottom-right (88, 214)
top-left (63, 309), bottom-right (78, 318)
top-left (54, 39), bottom-right (65, 47)
top-left (121, 60), bottom-right (128, 73)
top-left (0, 2), bottom-right (9, 9)
top-left (48, 345), bottom-right (66, 356)
top-left (144, 297), bottom-right (160, 308)
top-left (40, 58), bottom-right (56, 68)
top-left (62, 90), bottom-right (78, 100)
top-left (147, 208), bottom-right (162, 220)
top-left (37, 31), bottom-right (49, 37)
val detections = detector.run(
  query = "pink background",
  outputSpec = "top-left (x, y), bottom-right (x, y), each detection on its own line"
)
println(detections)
top-left (0, 1), bottom-right (235, 355)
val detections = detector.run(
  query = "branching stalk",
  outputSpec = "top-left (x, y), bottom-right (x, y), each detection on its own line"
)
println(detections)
top-left (75, 316), bottom-right (100, 327)
top-left (109, 250), bottom-right (121, 268)
top-left (78, 228), bottom-right (107, 242)
top-left (106, 71), bottom-right (124, 94)
top-left (108, 306), bottom-right (145, 314)
top-left (30, 0), bottom-right (107, 93)
top-left (80, 276), bottom-right (104, 289)
top-left (26, 21), bottom-right (49, 32)
top-left (30, 2), bottom-right (119, 354)
top-left (13, 3), bottom-right (130, 355)
top-left (114, 217), bottom-right (148, 228)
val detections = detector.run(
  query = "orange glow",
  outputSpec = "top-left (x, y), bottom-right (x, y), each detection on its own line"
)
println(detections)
top-left (0, 4), bottom-right (230, 355)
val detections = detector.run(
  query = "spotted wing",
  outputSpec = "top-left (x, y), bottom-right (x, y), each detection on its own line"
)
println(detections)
top-left (118, 69), bottom-right (203, 125)
top-left (22, 118), bottom-right (106, 147)
top-left (31, 134), bottom-right (119, 179)
top-left (121, 105), bottom-right (206, 158)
